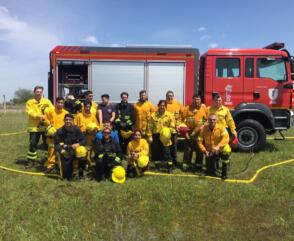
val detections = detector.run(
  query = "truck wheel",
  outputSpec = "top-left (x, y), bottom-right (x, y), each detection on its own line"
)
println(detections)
top-left (237, 119), bottom-right (266, 152)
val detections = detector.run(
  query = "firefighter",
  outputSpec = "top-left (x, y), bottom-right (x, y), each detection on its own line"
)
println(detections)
top-left (74, 100), bottom-right (99, 134)
top-left (64, 94), bottom-right (82, 115)
top-left (197, 113), bottom-right (231, 179)
top-left (94, 121), bottom-right (119, 144)
top-left (147, 100), bottom-right (176, 173)
top-left (206, 94), bottom-right (237, 142)
top-left (134, 90), bottom-right (155, 136)
top-left (54, 114), bottom-right (87, 180)
top-left (81, 90), bottom-right (98, 116)
top-left (74, 100), bottom-right (99, 165)
top-left (114, 92), bottom-right (135, 153)
top-left (43, 97), bottom-right (68, 172)
top-left (165, 90), bottom-right (184, 166)
top-left (25, 86), bottom-right (54, 167)
top-left (98, 94), bottom-right (116, 126)
top-left (181, 94), bottom-right (207, 172)
top-left (126, 130), bottom-right (149, 177)
top-left (93, 127), bottom-right (125, 183)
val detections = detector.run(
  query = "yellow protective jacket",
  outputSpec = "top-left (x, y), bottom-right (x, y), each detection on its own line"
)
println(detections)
top-left (182, 103), bottom-right (207, 130)
top-left (134, 100), bottom-right (156, 134)
top-left (74, 112), bottom-right (98, 133)
top-left (127, 138), bottom-right (149, 157)
top-left (206, 105), bottom-right (236, 135)
top-left (166, 99), bottom-right (184, 126)
top-left (44, 108), bottom-right (69, 130)
top-left (81, 101), bottom-right (98, 116)
top-left (197, 124), bottom-right (230, 153)
top-left (147, 111), bottom-right (176, 136)
top-left (26, 98), bottom-right (54, 132)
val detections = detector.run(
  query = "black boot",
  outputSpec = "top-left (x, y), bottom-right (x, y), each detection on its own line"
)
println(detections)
top-left (167, 161), bottom-right (173, 174)
top-left (221, 163), bottom-right (228, 180)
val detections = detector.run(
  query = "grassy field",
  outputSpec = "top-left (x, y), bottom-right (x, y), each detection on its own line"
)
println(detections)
top-left (0, 112), bottom-right (293, 241)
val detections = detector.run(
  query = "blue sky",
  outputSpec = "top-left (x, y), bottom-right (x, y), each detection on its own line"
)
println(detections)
top-left (1, 0), bottom-right (294, 100)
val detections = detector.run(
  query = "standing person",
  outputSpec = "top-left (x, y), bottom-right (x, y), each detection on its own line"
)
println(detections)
top-left (182, 95), bottom-right (207, 172)
top-left (127, 130), bottom-right (149, 177)
top-left (43, 97), bottom-right (68, 172)
top-left (54, 114), bottom-right (87, 180)
top-left (198, 113), bottom-right (231, 179)
top-left (98, 94), bottom-right (116, 127)
top-left (147, 100), bottom-right (176, 173)
top-left (25, 86), bottom-right (53, 167)
top-left (93, 127), bottom-right (126, 183)
top-left (114, 92), bottom-right (135, 153)
top-left (74, 100), bottom-right (99, 165)
top-left (134, 90), bottom-right (155, 136)
top-left (81, 91), bottom-right (97, 116)
top-left (165, 90), bottom-right (184, 166)
top-left (206, 94), bottom-right (237, 142)
top-left (74, 100), bottom-right (99, 134)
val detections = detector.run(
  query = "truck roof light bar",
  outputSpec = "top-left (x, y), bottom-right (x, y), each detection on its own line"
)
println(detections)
top-left (263, 42), bottom-right (284, 50)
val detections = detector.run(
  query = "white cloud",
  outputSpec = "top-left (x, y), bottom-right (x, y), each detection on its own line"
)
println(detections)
top-left (198, 26), bottom-right (206, 32)
top-left (208, 43), bottom-right (219, 48)
top-left (84, 35), bottom-right (98, 45)
top-left (0, 6), bottom-right (60, 99)
top-left (200, 35), bottom-right (211, 41)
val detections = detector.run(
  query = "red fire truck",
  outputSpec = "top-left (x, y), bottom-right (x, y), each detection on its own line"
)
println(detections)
top-left (48, 43), bottom-right (294, 151)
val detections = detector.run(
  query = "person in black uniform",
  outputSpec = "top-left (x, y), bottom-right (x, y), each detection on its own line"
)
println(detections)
top-left (54, 114), bottom-right (87, 180)
top-left (114, 92), bottom-right (135, 153)
top-left (93, 127), bottom-right (125, 183)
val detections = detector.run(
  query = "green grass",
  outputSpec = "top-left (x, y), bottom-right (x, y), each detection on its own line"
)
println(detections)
top-left (0, 112), bottom-right (293, 241)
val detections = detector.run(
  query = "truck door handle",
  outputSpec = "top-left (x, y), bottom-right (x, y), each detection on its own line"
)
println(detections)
top-left (253, 92), bottom-right (260, 99)
top-left (212, 92), bottom-right (219, 99)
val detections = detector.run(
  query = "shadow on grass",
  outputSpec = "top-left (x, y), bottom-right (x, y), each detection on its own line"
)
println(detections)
top-left (263, 142), bottom-right (279, 152)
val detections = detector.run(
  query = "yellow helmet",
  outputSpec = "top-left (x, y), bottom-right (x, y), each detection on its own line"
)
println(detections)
top-left (75, 146), bottom-right (87, 158)
top-left (120, 130), bottom-right (133, 139)
top-left (46, 126), bottom-right (57, 137)
top-left (222, 144), bottom-right (231, 154)
top-left (137, 155), bottom-right (149, 168)
top-left (160, 127), bottom-right (172, 147)
top-left (86, 123), bottom-right (98, 133)
top-left (111, 166), bottom-right (126, 184)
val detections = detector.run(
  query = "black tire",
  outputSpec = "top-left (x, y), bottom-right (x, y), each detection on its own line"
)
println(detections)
top-left (237, 119), bottom-right (266, 152)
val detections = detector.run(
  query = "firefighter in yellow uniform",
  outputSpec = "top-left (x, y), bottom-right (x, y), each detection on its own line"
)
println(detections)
top-left (75, 100), bottom-right (99, 165)
top-left (198, 113), bottom-right (231, 179)
top-left (26, 86), bottom-right (53, 167)
top-left (134, 90), bottom-right (156, 136)
top-left (127, 130), bottom-right (150, 177)
top-left (81, 91), bottom-right (98, 116)
top-left (43, 97), bottom-right (68, 172)
top-left (182, 94), bottom-right (207, 172)
top-left (165, 90), bottom-right (184, 166)
top-left (206, 94), bottom-right (237, 140)
top-left (147, 100), bottom-right (176, 173)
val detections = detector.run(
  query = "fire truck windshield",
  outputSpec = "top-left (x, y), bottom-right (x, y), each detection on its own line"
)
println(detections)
top-left (257, 58), bottom-right (287, 82)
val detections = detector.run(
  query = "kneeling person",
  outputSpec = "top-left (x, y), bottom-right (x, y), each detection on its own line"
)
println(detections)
top-left (93, 127), bottom-right (126, 183)
top-left (127, 130), bottom-right (149, 177)
top-left (197, 113), bottom-right (231, 179)
top-left (54, 114), bottom-right (87, 180)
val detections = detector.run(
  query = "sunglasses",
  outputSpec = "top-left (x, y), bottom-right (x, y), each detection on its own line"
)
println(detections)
top-left (103, 132), bottom-right (111, 135)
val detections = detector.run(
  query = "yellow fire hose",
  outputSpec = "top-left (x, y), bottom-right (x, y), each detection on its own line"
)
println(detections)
top-left (0, 130), bottom-right (26, 136)
top-left (145, 158), bottom-right (294, 184)
top-left (0, 158), bottom-right (293, 184)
